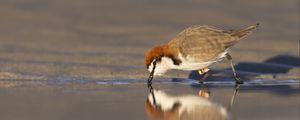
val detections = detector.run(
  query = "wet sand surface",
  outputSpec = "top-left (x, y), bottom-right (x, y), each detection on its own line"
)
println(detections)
top-left (0, 0), bottom-right (299, 80)
top-left (0, 0), bottom-right (299, 120)
top-left (0, 80), bottom-right (299, 120)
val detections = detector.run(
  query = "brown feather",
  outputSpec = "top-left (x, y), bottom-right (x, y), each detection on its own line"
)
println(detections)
top-left (168, 24), bottom-right (258, 62)
top-left (230, 23), bottom-right (259, 38)
top-left (145, 45), bottom-right (181, 68)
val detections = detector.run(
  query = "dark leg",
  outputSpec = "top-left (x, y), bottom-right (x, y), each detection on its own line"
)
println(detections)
top-left (226, 54), bottom-right (244, 84)
top-left (198, 69), bottom-right (210, 84)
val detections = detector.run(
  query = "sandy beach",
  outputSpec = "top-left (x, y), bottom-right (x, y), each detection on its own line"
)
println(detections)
top-left (0, 0), bottom-right (299, 81)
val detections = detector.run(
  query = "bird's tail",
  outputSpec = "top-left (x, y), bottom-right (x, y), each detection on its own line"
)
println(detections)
top-left (230, 23), bottom-right (259, 38)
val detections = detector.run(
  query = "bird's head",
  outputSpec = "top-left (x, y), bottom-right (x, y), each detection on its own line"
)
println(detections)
top-left (145, 45), bottom-right (181, 76)
top-left (146, 45), bottom-right (168, 76)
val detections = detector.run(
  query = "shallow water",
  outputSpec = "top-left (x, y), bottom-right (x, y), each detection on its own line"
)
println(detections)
top-left (0, 79), bottom-right (299, 120)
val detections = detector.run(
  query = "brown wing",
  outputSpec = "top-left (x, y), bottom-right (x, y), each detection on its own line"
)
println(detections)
top-left (168, 24), bottom-right (258, 62)
top-left (168, 25), bottom-right (238, 62)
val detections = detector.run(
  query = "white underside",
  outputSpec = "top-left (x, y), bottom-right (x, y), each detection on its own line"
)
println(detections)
top-left (148, 51), bottom-right (228, 76)
top-left (148, 90), bottom-right (228, 118)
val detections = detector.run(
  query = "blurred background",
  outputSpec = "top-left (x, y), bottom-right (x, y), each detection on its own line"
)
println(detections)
top-left (0, 0), bottom-right (299, 80)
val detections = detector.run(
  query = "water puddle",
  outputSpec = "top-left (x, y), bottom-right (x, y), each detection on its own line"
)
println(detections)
top-left (0, 79), bottom-right (299, 120)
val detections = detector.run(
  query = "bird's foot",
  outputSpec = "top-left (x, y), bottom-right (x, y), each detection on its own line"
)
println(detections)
top-left (199, 81), bottom-right (204, 84)
top-left (234, 77), bottom-right (244, 84)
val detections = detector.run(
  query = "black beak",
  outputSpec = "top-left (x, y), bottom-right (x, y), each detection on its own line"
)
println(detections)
top-left (147, 60), bottom-right (157, 106)
top-left (147, 60), bottom-right (157, 88)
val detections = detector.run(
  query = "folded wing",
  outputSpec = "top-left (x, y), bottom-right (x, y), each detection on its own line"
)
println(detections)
top-left (168, 24), bottom-right (258, 62)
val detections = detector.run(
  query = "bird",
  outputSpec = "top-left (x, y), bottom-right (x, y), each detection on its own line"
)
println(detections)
top-left (145, 24), bottom-right (259, 84)
top-left (145, 89), bottom-right (229, 120)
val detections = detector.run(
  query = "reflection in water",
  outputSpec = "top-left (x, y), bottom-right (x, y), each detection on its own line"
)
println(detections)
top-left (145, 84), bottom-right (240, 120)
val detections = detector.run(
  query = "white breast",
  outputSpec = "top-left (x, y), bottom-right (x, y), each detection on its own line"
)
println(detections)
top-left (148, 51), bottom-right (228, 76)
top-left (173, 58), bottom-right (215, 71)
top-left (172, 52), bottom-right (228, 71)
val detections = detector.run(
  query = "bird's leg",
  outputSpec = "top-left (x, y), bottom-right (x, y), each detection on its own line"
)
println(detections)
top-left (226, 54), bottom-right (243, 84)
top-left (198, 68), bottom-right (210, 84)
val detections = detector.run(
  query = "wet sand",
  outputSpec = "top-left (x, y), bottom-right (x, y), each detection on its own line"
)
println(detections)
top-left (0, 0), bottom-right (299, 80)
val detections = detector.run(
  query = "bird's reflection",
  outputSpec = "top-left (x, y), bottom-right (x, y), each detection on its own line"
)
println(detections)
top-left (145, 84), bottom-right (240, 120)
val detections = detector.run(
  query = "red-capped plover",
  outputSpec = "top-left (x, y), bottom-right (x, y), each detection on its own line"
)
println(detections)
top-left (146, 24), bottom-right (259, 84)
